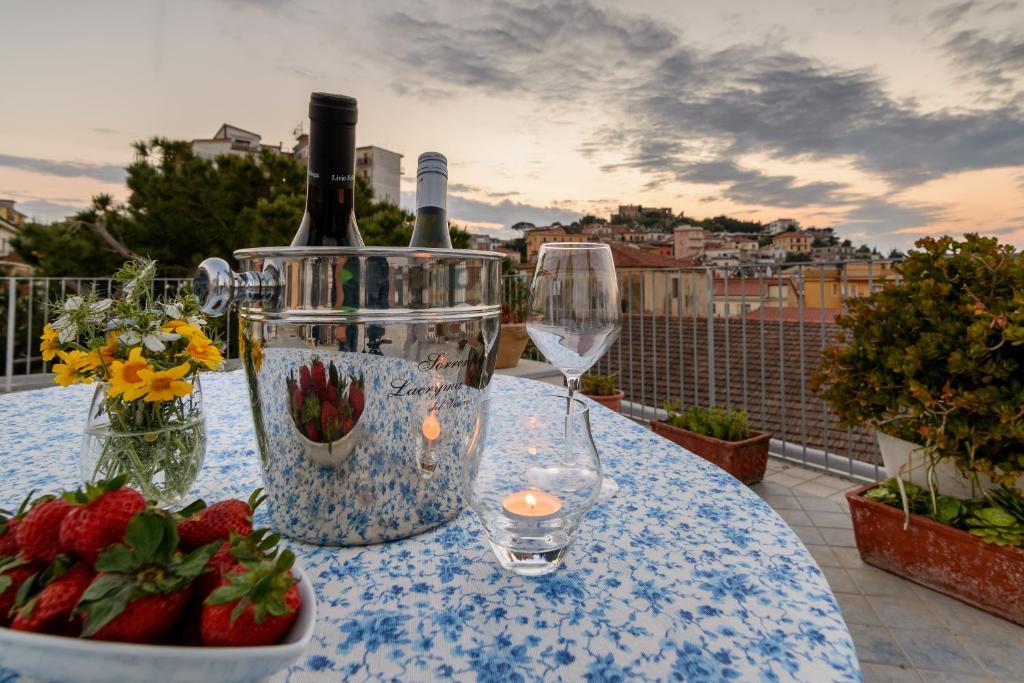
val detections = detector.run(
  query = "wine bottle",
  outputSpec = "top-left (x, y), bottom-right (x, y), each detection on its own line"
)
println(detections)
top-left (408, 152), bottom-right (451, 249)
top-left (290, 92), bottom-right (365, 247)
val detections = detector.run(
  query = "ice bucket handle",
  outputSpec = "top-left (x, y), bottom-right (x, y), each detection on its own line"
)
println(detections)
top-left (194, 257), bottom-right (279, 317)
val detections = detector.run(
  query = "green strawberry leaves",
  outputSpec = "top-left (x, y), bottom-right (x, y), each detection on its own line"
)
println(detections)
top-left (78, 510), bottom-right (222, 637)
top-left (206, 548), bottom-right (297, 625)
top-left (246, 488), bottom-right (267, 513)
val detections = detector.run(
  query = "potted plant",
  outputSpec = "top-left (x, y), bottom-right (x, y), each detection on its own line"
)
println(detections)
top-left (580, 373), bottom-right (624, 412)
top-left (848, 479), bottom-right (1024, 625)
top-left (814, 234), bottom-right (1024, 503)
top-left (651, 404), bottom-right (770, 484)
top-left (495, 281), bottom-right (530, 370)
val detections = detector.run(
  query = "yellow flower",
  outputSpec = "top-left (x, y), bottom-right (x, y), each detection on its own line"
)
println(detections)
top-left (98, 332), bottom-right (119, 367)
top-left (40, 324), bottom-right (61, 362)
top-left (184, 337), bottom-right (223, 370)
top-left (162, 320), bottom-right (204, 339)
top-left (250, 339), bottom-right (264, 372)
top-left (108, 347), bottom-right (153, 400)
top-left (52, 350), bottom-right (95, 387)
top-left (136, 362), bottom-right (193, 403)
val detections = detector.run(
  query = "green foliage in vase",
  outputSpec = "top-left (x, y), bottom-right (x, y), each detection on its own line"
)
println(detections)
top-left (581, 373), bottom-right (618, 397)
top-left (813, 234), bottom-right (1024, 490)
top-left (663, 402), bottom-right (751, 442)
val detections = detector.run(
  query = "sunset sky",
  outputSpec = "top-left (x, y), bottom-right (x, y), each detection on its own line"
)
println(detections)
top-left (1, 0), bottom-right (1022, 250)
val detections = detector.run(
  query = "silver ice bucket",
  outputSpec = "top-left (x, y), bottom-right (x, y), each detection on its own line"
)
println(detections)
top-left (196, 247), bottom-right (502, 545)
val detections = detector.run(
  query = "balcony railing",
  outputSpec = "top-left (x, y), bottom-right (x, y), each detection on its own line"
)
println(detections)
top-left (504, 260), bottom-right (903, 483)
top-left (2, 260), bottom-right (898, 482)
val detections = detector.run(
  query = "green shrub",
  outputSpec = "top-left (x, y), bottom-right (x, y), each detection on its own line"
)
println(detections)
top-left (663, 403), bottom-right (750, 442)
top-left (813, 234), bottom-right (1024, 490)
top-left (581, 373), bottom-right (618, 396)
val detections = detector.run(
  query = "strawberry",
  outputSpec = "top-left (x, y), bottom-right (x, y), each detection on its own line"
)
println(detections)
top-left (0, 559), bottom-right (40, 625)
top-left (90, 586), bottom-right (192, 643)
top-left (304, 421), bottom-right (321, 442)
top-left (17, 497), bottom-right (74, 563)
top-left (0, 491), bottom-right (37, 558)
top-left (177, 489), bottom-right (265, 551)
top-left (321, 401), bottom-right (341, 442)
top-left (311, 361), bottom-right (327, 399)
top-left (348, 376), bottom-right (365, 418)
top-left (11, 563), bottom-right (94, 635)
top-left (201, 549), bottom-right (301, 647)
top-left (324, 382), bottom-right (338, 406)
top-left (76, 510), bottom-right (220, 642)
top-left (195, 528), bottom-right (282, 603)
top-left (341, 415), bottom-right (355, 436)
top-left (59, 477), bottom-right (146, 564)
top-left (299, 366), bottom-right (313, 394)
top-left (291, 386), bottom-right (304, 417)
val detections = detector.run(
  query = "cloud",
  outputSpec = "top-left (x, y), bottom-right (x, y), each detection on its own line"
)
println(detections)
top-left (400, 190), bottom-right (577, 229)
top-left (12, 198), bottom-right (87, 223)
top-left (0, 153), bottom-right (125, 183)
top-left (940, 29), bottom-right (1024, 89)
top-left (376, 0), bottom-right (1024, 242)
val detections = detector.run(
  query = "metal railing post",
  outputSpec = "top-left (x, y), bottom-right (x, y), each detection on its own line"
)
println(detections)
top-left (705, 269), bottom-right (716, 406)
top-left (5, 278), bottom-right (15, 393)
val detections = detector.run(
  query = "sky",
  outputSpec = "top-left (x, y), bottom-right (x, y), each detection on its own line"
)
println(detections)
top-left (1, 0), bottom-right (1022, 250)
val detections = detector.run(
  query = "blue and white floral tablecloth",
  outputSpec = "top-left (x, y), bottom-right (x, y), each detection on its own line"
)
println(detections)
top-left (0, 371), bottom-right (859, 682)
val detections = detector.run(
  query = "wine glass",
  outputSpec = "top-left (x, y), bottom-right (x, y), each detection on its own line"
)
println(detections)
top-left (526, 243), bottom-right (622, 501)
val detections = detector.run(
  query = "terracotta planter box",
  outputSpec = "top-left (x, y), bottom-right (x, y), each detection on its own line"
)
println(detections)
top-left (848, 484), bottom-right (1024, 626)
top-left (494, 323), bottom-right (529, 369)
top-left (650, 421), bottom-right (769, 484)
top-left (584, 390), bottom-right (624, 412)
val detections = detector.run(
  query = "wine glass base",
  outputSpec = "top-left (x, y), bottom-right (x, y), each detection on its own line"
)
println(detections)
top-left (487, 539), bottom-right (569, 577)
top-left (596, 476), bottom-right (619, 503)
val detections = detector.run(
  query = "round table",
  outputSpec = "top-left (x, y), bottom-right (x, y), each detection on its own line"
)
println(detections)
top-left (0, 371), bottom-right (859, 682)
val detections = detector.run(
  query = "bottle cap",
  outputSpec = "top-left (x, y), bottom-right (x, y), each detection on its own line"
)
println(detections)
top-left (309, 92), bottom-right (357, 124)
top-left (417, 152), bottom-right (448, 178)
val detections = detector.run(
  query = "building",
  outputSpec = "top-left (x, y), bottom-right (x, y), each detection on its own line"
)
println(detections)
top-left (609, 244), bottom-right (704, 315)
top-left (673, 226), bottom-right (706, 259)
top-left (355, 146), bottom-right (402, 205)
top-left (765, 218), bottom-right (800, 234)
top-left (772, 230), bottom-right (813, 254)
top-left (620, 228), bottom-right (647, 243)
top-left (794, 261), bottom-right (900, 308)
top-left (638, 242), bottom-right (673, 257)
top-left (190, 124), bottom-right (282, 160)
top-left (616, 205), bottom-right (673, 219)
top-left (524, 225), bottom-right (587, 261)
top-left (292, 134), bottom-right (309, 161)
top-left (495, 247), bottom-right (521, 264)
top-left (0, 199), bottom-right (26, 259)
top-left (811, 244), bottom-right (856, 262)
top-left (711, 277), bottom-right (798, 317)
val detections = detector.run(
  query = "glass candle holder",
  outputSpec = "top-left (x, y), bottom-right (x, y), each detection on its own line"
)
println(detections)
top-left (462, 392), bottom-right (602, 576)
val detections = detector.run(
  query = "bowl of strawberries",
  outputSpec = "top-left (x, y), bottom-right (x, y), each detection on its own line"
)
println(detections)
top-left (286, 358), bottom-right (366, 467)
top-left (0, 479), bottom-right (316, 683)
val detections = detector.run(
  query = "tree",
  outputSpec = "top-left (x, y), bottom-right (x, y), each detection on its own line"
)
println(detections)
top-left (785, 252), bottom-right (813, 263)
top-left (888, 248), bottom-right (906, 259)
top-left (13, 138), bottom-right (468, 276)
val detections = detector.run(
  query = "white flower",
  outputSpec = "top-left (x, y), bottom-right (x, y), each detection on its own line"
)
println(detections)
top-left (63, 296), bottom-right (83, 312)
top-left (162, 303), bottom-right (182, 319)
top-left (119, 330), bottom-right (141, 345)
top-left (186, 315), bottom-right (207, 328)
top-left (58, 324), bottom-right (78, 344)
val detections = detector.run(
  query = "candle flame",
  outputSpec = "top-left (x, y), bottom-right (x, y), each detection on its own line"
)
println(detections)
top-left (525, 493), bottom-right (537, 508)
top-left (422, 412), bottom-right (441, 441)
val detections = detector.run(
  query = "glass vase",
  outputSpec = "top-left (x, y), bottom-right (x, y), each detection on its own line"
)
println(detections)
top-left (462, 392), bottom-right (602, 576)
top-left (79, 375), bottom-right (206, 506)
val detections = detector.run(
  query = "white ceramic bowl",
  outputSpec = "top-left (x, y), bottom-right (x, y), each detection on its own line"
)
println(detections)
top-left (0, 562), bottom-right (317, 683)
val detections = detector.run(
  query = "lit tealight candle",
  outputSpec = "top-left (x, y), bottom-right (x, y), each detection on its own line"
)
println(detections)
top-left (422, 412), bottom-right (441, 441)
top-left (502, 490), bottom-right (562, 521)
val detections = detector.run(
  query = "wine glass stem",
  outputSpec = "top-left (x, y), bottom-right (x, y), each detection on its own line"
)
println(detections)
top-left (565, 375), bottom-right (581, 413)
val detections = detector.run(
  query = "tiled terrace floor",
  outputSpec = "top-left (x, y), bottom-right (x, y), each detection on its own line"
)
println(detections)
top-left (754, 458), bottom-right (1024, 683)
